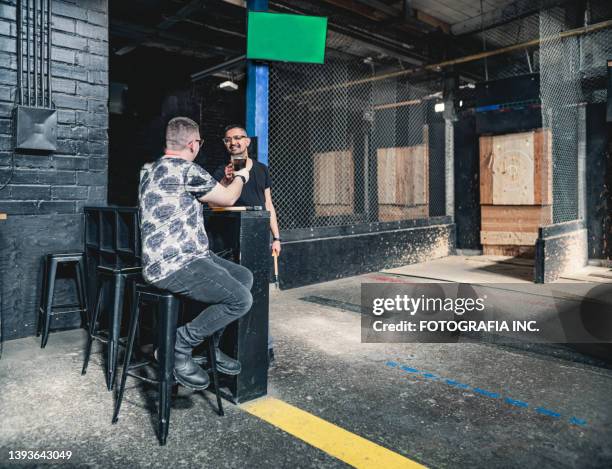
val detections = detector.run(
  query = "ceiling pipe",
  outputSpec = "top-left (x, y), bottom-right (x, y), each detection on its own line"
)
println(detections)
top-left (294, 18), bottom-right (612, 96)
top-left (191, 55), bottom-right (247, 82)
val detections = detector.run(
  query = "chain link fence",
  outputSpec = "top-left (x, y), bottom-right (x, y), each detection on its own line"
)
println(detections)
top-left (455, 1), bottom-right (612, 227)
top-left (269, 49), bottom-right (446, 232)
top-left (268, 1), bottom-right (612, 234)
top-left (539, 6), bottom-right (582, 224)
top-left (538, 3), bottom-right (612, 223)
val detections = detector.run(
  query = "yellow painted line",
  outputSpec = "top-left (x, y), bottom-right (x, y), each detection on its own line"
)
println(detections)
top-left (241, 397), bottom-right (426, 469)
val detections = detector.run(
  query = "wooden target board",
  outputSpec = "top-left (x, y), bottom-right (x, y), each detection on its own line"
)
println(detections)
top-left (313, 149), bottom-right (354, 217)
top-left (377, 137), bottom-right (429, 222)
top-left (479, 129), bottom-right (552, 256)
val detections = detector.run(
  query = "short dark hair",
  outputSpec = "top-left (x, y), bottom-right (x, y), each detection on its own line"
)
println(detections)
top-left (224, 124), bottom-right (247, 135)
top-left (166, 117), bottom-right (199, 151)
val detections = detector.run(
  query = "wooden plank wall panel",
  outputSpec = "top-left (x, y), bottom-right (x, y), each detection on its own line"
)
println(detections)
top-left (377, 149), bottom-right (396, 204)
top-left (480, 205), bottom-right (552, 233)
top-left (314, 150), bottom-right (354, 216)
top-left (409, 145), bottom-right (428, 205)
top-left (314, 152), bottom-right (332, 205)
top-left (479, 135), bottom-right (494, 204)
top-left (481, 231), bottom-right (538, 245)
top-left (396, 148), bottom-right (410, 205)
top-left (533, 128), bottom-right (553, 205)
top-left (335, 152), bottom-right (353, 205)
top-left (483, 245), bottom-right (535, 256)
top-left (379, 205), bottom-right (429, 222)
top-left (377, 139), bottom-right (429, 222)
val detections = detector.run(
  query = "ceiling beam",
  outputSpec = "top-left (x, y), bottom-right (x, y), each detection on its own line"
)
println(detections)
top-left (139, 41), bottom-right (216, 60)
top-left (316, 0), bottom-right (387, 22)
top-left (353, 0), bottom-right (403, 17)
top-left (353, 0), bottom-right (451, 33)
top-left (451, 0), bottom-right (575, 36)
top-left (160, 14), bottom-right (245, 38)
top-left (157, 0), bottom-right (207, 30)
top-left (414, 9), bottom-right (450, 33)
top-left (110, 19), bottom-right (240, 57)
top-left (113, 0), bottom-right (211, 55)
top-left (270, 1), bottom-right (431, 63)
top-left (191, 55), bottom-right (247, 82)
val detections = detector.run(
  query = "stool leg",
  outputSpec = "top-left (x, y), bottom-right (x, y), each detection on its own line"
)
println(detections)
top-left (112, 289), bottom-right (140, 424)
top-left (75, 258), bottom-right (88, 330)
top-left (126, 278), bottom-right (142, 356)
top-left (41, 258), bottom-right (58, 348)
top-left (37, 256), bottom-right (49, 338)
top-left (157, 295), bottom-right (179, 446)
top-left (82, 277), bottom-right (104, 375)
top-left (208, 338), bottom-right (224, 417)
top-left (107, 274), bottom-right (126, 391)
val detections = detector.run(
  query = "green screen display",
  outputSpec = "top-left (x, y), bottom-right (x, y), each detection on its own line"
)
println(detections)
top-left (247, 12), bottom-right (327, 64)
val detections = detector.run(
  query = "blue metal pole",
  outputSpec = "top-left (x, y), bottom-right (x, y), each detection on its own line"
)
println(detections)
top-left (246, 0), bottom-right (269, 165)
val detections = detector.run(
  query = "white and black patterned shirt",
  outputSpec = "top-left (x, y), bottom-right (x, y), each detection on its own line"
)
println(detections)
top-left (139, 157), bottom-right (217, 283)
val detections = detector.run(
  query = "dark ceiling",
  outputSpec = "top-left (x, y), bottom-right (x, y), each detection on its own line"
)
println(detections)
top-left (108, 0), bottom-right (484, 81)
top-left (108, 0), bottom-right (596, 85)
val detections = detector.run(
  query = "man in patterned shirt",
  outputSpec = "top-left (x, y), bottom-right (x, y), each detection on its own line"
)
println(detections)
top-left (139, 116), bottom-right (252, 390)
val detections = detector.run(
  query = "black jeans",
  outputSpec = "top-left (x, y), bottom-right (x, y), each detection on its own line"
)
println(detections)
top-left (152, 252), bottom-right (253, 345)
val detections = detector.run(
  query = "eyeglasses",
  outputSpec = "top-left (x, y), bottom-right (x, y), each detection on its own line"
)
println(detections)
top-left (222, 135), bottom-right (248, 144)
top-left (189, 138), bottom-right (203, 146)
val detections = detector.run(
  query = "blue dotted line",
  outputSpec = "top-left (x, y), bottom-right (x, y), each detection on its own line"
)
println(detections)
top-left (385, 361), bottom-right (587, 427)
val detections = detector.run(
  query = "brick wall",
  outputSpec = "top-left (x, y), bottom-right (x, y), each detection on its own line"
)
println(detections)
top-left (0, 0), bottom-right (108, 340)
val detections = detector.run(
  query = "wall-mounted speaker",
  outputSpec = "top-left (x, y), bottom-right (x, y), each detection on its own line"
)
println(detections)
top-left (14, 106), bottom-right (57, 152)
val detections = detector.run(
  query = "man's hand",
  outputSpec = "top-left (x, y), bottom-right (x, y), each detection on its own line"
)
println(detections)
top-left (224, 163), bottom-right (234, 182)
top-left (201, 166), bottom-right (250, 206)
top-left (234, 168), bottom-right (250, 184)
top-left (272, 240), bottom-right (281, 256)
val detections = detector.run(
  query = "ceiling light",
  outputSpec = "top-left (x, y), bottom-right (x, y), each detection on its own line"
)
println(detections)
top-left (219, 80), bottom-right (238, 91)
top-left (219, 80), bottom-right (239, 91)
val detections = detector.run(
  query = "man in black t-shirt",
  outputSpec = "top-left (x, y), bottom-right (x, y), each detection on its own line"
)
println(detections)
top-left (213, 124), bottom-right (281, 257)
top-left (213, 124), bottom-right (280, 365)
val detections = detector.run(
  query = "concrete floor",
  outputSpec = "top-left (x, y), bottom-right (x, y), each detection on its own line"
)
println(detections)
top-left (1, 255), bottom-right (611, 468)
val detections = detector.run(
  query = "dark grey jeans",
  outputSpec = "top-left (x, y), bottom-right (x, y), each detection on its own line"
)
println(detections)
top-left (152, 252), bottom-right (253, 346)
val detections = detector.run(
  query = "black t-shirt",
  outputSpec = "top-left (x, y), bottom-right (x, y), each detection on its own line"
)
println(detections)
top-left (213, 159), bottom-right (271, 207)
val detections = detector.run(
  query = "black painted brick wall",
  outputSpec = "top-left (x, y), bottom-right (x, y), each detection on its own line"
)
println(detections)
top-left (0, 0), bottom-right (108, 340)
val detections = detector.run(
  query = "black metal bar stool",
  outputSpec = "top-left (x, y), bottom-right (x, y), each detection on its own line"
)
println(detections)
top-left (38, 252), bottom-right (88, 348)
top-left (81, 264), bottom-right (142, 391)
top-left (112, 282), bottom-right (224, 446)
